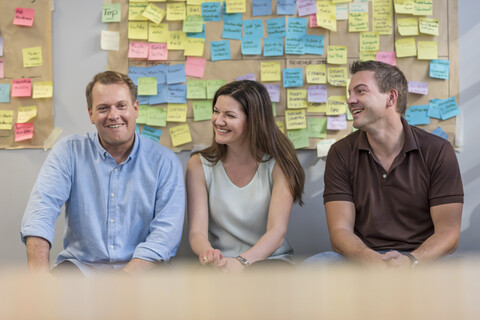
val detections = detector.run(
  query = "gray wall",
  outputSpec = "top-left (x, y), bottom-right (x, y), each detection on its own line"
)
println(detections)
top-left (1, 0), bottom-right (479, 268)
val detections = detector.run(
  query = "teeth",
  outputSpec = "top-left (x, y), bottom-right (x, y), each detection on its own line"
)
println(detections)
top-left (217, 128), bottom-right (229, 133)
top-left (108, 124), bottom-right (123, 128)
top-left (353, 109), bottom-right (363, 114)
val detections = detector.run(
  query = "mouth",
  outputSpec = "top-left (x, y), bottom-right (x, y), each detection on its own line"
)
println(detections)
top-left (351, 108), bottom-right (364, 115)
top-left (107, 124), bottom-right (125, 128)
top-left (216, 127), bottom-right (231, 134)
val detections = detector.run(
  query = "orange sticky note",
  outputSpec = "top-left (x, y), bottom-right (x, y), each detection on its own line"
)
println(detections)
top-left (148, 43), bottom-right (168, 60)
top-left (14, 8), bottom-right (35, 27)
top-left (12, 79), bottom-right (32, 97)
top-left (15, 122), bottom-right (34, 141)
top-left (128, 42), bottom-right (149, 59)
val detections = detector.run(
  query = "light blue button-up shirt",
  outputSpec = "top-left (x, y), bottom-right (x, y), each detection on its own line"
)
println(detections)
top-left (21, 132), bottom-right (185, 273)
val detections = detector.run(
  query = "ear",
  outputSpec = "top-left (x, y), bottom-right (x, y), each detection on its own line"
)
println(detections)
top-left (88, 106), bottom-right (94, 124)
top-left (133, 100), bottom-right (139, 119)
top-left (386, 89), bottom-right (398, 109)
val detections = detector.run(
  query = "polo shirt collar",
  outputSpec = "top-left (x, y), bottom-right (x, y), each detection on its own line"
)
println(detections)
top-left (93, 131), bottom-right (140, 163)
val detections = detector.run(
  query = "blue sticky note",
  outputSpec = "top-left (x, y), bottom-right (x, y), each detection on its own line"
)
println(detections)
top-left (135, 124), bottom-right (140, 134)
top-left (266, 17), bottom-right (286, 38)
top-left (406, 105), bottom-right (430, 125)
top-left (128, 66), bottom-right (147, 86)
top-left (264, 37), bottom-right (284, 56)
top-left (138, 96), bottom-right (150, 105)
top-left (252, 0), bottom-right (272, 16)
top-left (287, 17), bottom-right (307, 35)
top-left (167, 84), bottom-right (187, 103)
top-left (167, 64), bottom-right (186, 85)
top-left (243, 19), bottom-right (264, 38)
top-left (277, 0), bottom-right (297, 15)
top-left (283, 68), bottom-right (303, 88)
top-left (147, 64), bottom-right (166, 84)
top-left (0, 84), bottom-right (10, 103)
top-left (141, 125), bottom-right (162, 142)
top-left (202, 2), bottom-right (222, 22)
top-left (210, 41), bottom-right (231, 61)
top-left (305, 34), bottom-right (324, 55)
top-left (241, 37), bottom-right (262, 55)
top-left (149, 84), bottom-right (168, 105)
top-left (223, 20), bottom-right (243, 40)
top-left (428, 99), bottom-right (442, 119)
top-left (285, 36), bottom-right (305, 55)
top-left (438, 96), bottom-right (460, 120)
top-left (187, 24), bottom-right (206, 39)
top-left (431, 126), bottom-right (449, 140)
top-left (430, 59), bottom-right (450, 79)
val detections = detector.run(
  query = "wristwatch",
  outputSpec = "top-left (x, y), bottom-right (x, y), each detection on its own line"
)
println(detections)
top-left (403, 252), bottom-right (419, 268)
top-left (234, 255), bottom-right (250, 267)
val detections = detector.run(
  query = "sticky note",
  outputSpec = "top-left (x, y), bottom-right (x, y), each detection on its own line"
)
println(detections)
top-left (185, 56), bottom-right (206, 78)
top-left (395, 37), bottom-right (417, 57)
top-left (0, 110), bottom-right (13, 130)
top-left (244, 19), bottom-right (264, 38)
top-left (431, 126), bottom-right (448, 140)
top-left (304, 35), bottom-right (324, 55)
top-left (241, 37), bottom-right (262, 55)
top-left (143, 3), bottom-right (166, 24)
top-left (15, 122), bottom-right (34, 141)
top-left (327, 96), bottom-right (347, 115)
top-left (33, 81), bottom-right (53, 99)
top-left (349, 12), bottom-right (368, 32)
top-left (287, 128), bottom-right (310, 149)
top-left (17, 105), bottom-right (37, 123)
top-left (222, 20), bottom-right (243, 40)
top-left (284, 68), bottom-right (304, 88)
top-left (264, 37), bottom-right (284, 57)
top-left (372, 0), bottom-right (393, 35)
top-left (413, 0), bottom-right (433, 16)
top-left (149, 84), bottom-right (168, 105)
top-left (147, 64), bottom-right (167, 84)
top-left (167, 3), bottom-right (186, 21)
top-left (137, 105), bottom-right (148, 124)
top-left (306, 64), bottom-right (327, 84)
top-left (316, 1), bottom-right (337, 32)
top-left (223, 8), bottom-right (242, 23)
top-left (297, 0), bottom-right (317, 17)
top-left (236, 73), bottom-right (256, 81)
top-left (168, 31), bottom-right (186, 50)
top-left (138, 77), bottom-right (158, 96)
top-left (128, 42), bottom-right (149, 59)
top-left (141, 125), bottom-right (162, 142)
top-left (146, 106), bottom-right (167, 127)
top-left (0, 37), bottom-right (3, 56)
top-left (102, 4), bottom-right (121, 23)
top-left (207, 80), bottom-right (226, 99)
top-left (202, 2), bottom-right (222, 22)
top-left (398, 18), bottom-right (419, 36)
top-left (307, 102), bottom-right (327, 113)
top-left (438, 97), bottom-right (460, 120)
top-left (261, 62), bottom-right (281, 82)
top-left (307, 118), bottom-right (327, 138)
top-left (287, 17), bottom-right (308, 35)
top-left (210, 41), bottom-right (231, 61)
top-left (428, 99), bottom-right (442, 119)
top-left (101, 30), bottom-right (120, 51)
top-left (129, 3), bottom-right (148, 21)
top-left (417, 41), bottom-right (438, 60)
top-left (277, 0), bottom-right (297, 15)
top-left (184, 37), bottom-right (205, 57)
top-left (349, 2), bottom-right (368, 13)
top-left (285, 109), bottom-right (307, 129)
top-left (408, 81), bottom-right (428, 95)
top-left (187, 80), bottom-right (207, 99)
top-left (253, 0), bottom-right (272, 16)
top-left (14, 8), bottom-right (35, 27)
top-left (327, 46), bottom-right (347, 65)
top-left (128, 22), bottom-right (149, 40)
top-left (167, 103), bottom-right (188, 122)
top-left (285, 36), bottom-right (305, 55)
top-left (0, 84), bottom-right (10, 103)
top-left (193, 100), bottom-right (213, 121)
top-left (148, 43), bottom-right (168, 60)
top-left (287, 89), bottom-right (308, 109)
top-left (359, 32), bottom-right (379, 52)
top-left (430, 59), bottom-right (449, 79)
top-left (394, 0), bottom-right (414, 14)
top-left (183, 15), bottom-right (203, 33)
top-left (405, 105), bottom-right (430, 125)
top-left (264, 84), bottom-right (280, 103)
top-left (167, 84), bottom-right (187, 104)
top-left (327, 67), bottom-right (347, 87)
top-left (276, 121), bottom-right (285, 134)
top-left (266, 17), bottom-right (286, 38)
top-left (23, 47), bottom-right (43, 68)
top-left (149, 23), bottom-right (168, 42)
top-left (327, 114), bottom-right (347, 130)
top-left (226, 0), bottom-right (246, 13)
top-left (336, 3), bottom-right (349, 21)
top-left (376, 51), bottom-right (397, 66)
top-left (317, 139), bottom-right (336, 157)
top-left (419, 18), bottom-right (439, 36)
top-left (167, 64), bottom-right (186, 84)
top-left (12, 79), bottom-right (32, 97)
top-left (360, 51), bottom-right (377, 62)
top-left (170, 124), bottom-right (192, 147)
top-left (0, 59), bottom-right (4, 79)
top-left (308, 85), bottom-right (327, 103)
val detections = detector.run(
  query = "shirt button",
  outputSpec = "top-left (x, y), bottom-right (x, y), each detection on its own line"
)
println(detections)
top-left (110, 219), bottom-right (114, 223)
top-left (382, 174), bottom-right (387, 178)
top-left (110, 245), bottom-right (114, 249)
top-left (114, 168), bottom-right (118, 173)
top-left (111, 193), bottom-right (115, 197)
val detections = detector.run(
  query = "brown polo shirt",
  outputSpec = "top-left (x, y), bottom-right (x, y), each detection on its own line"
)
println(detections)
top-left (323, 117), bottom-right (464, 251)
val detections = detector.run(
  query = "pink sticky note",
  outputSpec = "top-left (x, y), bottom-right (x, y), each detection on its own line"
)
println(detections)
top-left (0, 59), bottom-right (4, 79)
top-left (128, 42), bottom-right (149, 59)
top-left (264, 84), bottom-right (281, 102)
top-left (13, 8), bottom-right (35, 27)
top-left (376, 51), bottom-right (397, 66)
top-left (297, 0), bottom-right (317, 17)
top-left (185, 56), bottom-right (206, 78)
top-left (327, 114), bottom-right (347, 130)
top-left (148, 43), bottom-right (168, 61)
top-left (12, 78), bottom-right (32, 97)
top-left (15, 122), bottom-right (34, 141)
top-left (408, 81), bottom-right (428, 95)
top-left (309, 13), bottom-right (318, 28)
top-left (236, 73), bottom-right (256, 81)
top-left (308, 85), bottom-right (328, 103)
top-left (0, 37), bottom-right (3, 56)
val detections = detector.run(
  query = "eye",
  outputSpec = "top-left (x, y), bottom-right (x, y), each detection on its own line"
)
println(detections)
top-left (118, 104), bottom-right (127, 109)
top-left (213, 108), bottom-right (219, 114)
top-left (97, 106), bottom-right (108, 112)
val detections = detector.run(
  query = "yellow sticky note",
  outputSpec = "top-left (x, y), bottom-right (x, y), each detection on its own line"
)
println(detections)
top-left (360, 51), bottom-right (377, 62)
top-left (226, 0), bottom-right (246, 13)
top-left (138, 77), bottom-right (158, 96)
top-left (419, 18), bottom-right (439, 36)
top-left (276, 121), bottom-right (285, 134)
top-left (261, 62), bottom-right (281, 82)
top-left (327, 46), bottom-right (347, 65)
top-left (149, 23), bottom-right (168, 42)
top-left (142, 3), bottom-right (166, 24)
top-left (187, 0), bottom-right (204, 5)
top-left (394, 0), bottom-right (414, 14)
top-left (327, 96), bottom-right (347, 115)
top-left (33, 81), bottom-right (53, 99)
top-left (372, 0), bottom-right (393, 35)
top-left (167, 103), bottom-right (187, 122)
top-left (129, 3), bottom-right (148, 21)
top-left (413, 0), bottom-right (433, 16)
top-left (359, 32), bottom-right (379, 52)
top-left (187, 5), bottom-right (202, 16)
top-left (170, 124), bottom-right (192, 147)
top-left (167, 3), bottom-right (186, 21)
top-left (327, 67), bottom-right (348, 87)
top-left (285, 110), bottom-right (307, 130)
top-left (306, 65), bottom-right (326, 84)
top-left (395, 37), bottom-right (417, 57)
top-left (316, 1), bottom-right (337, 32)
top-left (332, 0), bottom-right (352, 3)
top-left (168, 31), bottom-right (186, 50)
top-left (307, 102), bottom-right (327, 113)
top-left (0, 110), bottom-right (14, 130)
top-left (23, 47), bottom-right (43, 68)
top-left (417, 41), bottom-right (438, 60)
top-left (17, 106), bottom-right (37, 123)
top-left (349, 12), bottom-right (368, 32)
top-left (184, 37), bottom-right (205, 56)
top-left (398, 18), bottom-right (419, 36)
top-left (287, 89), bottom-right (308, 109)
top-left (128, 22), bottom-right (149, 40)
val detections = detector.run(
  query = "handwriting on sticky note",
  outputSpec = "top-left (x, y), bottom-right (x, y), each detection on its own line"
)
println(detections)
top-left (170, 124), bottom-right (192, 147)
top-left (413, 0), bottom-right (432, 16)
top-left (14, 8), bottom-right (35, 27)
top-left (128, 22), bottom-right (149, 40)
top-left (285, 109), bottom-right (307, 130)
top-left (12, 79), bottom-right (32, 97)
top-left (167, 103), bottom-right (187, 122)
top-left (398, 18), bottom-right (419, 36)
top-left (102, 4), bottom-right (121, 23)
top-left (33, 82), bottom-right (53, 99)
top-left (184, 38), bottom-right (205, 57)
top-left (260, 62), bottom-right (281, 82)
top-left (327, 67), bottom-right (347, 87)
top-left (283, 68), bottom-right (303, 88)
top-left (138, 77), bottom-right (158, 96)
top-left (316, 1), bottom-right (337, 32)
top-left (129, 42), bottom-right (149, 59)
top-left (149, 23), bottom-right (168, 42)
top-left (287, 89), bottom-right (308, 109)
top-left (349, 12), bottom-right (368, 32)
top-left (359, 32), bottom-right (379, 52)
top-left (327, 46), bottom-right (347, 65)
top-left (307, 85), bottom-right (327, 103)
top-left (141, 125), bottom-right (162, 142)
top-left (376, 51), bottom-right (396, 65)
top-left (394, 0), bottom-right (414, 14)
top-left (372, 0), bottom-right (393, 35)
top-left (395, 37), bottom-right (416, 57)
top-left (187, 80), bottom-right (207, 99)
top-left (210, 41), bottom-right (231, 61)
top-left (408, 81), bottom-right (428, 95)
top-left (167, 3), bottom-right (186, 21)
top-left (264, 84), bottom-right (280, 103)
top-left (207, 80), bottom-right (226, 99)
top-left (306, 64), bottom-right (326, 84)
top-left (327, 114), bottom-right (347, 130)
top-left (148, 43), bottom-right (168, 61)
top-left (193, 100), bottom-right (213, 121)
top-left (137, 105), bottom-right (148, 124)
top-left (15, 123), bottom-right (34, 141)
top-left (226, 0), bottom-right (246, 13)
top-left (0, 110), bottom-right (13, 130)
top-left (419, 17), bottom-right (439, 35)
top-left (17, 106), bottom-right (37, 123)
top-left (307, 102), bottom-right (327, 113)
top-left (129, 3), bottom-right (148, 21)
top-left (429, 59), bottom-right (449, 79)
top-left (417, 41), bottom-right (438, 60)
top-left (327, 96), bottom-right (347, 115)
top-left (143, 3), bottom-right (166, 24)
top-left (23, 47), bottom-right (43, 68)
top-left (146, 106), bottom-right (167, 127)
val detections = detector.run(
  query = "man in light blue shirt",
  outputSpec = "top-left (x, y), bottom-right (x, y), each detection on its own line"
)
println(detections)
top-left (21, 71), bottom-right (185, 276)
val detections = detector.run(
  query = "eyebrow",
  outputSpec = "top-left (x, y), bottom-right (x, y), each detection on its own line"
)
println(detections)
top-left (353, 83), bottom-right (368, 90)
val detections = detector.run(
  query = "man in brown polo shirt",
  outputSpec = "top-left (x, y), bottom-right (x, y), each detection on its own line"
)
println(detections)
top-left (305, 60), bottom-right (463, 267)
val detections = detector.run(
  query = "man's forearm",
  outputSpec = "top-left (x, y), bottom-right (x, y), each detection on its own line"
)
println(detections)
top-left (123, 258), bottom-right (157, 276)
top-left (25, 236), bottom-right (51, 273)
top-left (331, 230), bottom-right (384, 264)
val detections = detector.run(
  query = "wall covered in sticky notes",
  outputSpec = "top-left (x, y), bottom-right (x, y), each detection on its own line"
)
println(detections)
top-left (0, 0), bottom-right (53, 149)
top-left (106, 0), bottom-right (459, 151)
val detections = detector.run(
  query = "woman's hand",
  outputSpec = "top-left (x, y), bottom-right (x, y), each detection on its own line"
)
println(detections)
top-left (199, 248), bottom-right (223, 266)
top-left (214, 257), bottom-right (246, 274)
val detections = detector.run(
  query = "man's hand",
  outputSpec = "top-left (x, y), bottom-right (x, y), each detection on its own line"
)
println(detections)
top-left (381, 251), bottom-right (411, 268)
top-left (122, 258), bottom-right (157, 276)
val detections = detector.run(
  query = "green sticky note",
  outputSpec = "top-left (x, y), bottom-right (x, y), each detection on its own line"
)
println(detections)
top-left (138, 77), bottom-right (158, 96)
top-left (187, 80), bottom-right (207, 99)
top-left (193, 100), bottom-right (212, 121)
top-left (102, 4), bottom-right (122, 23)
top-left (346, 107), bottom-right (353, 121)
top-left (287, 128), bottom-right (310, 149)
top-left (183, 15), bottom-right (204, 33)
top-left (272, 102), bottom-right (277, 117)
top-left (146, 106), bottom-right (167, 127)
top-left (206, 80), bottom-right (226, 99)
top-left (307, 118), bottom-right (327, 138)
top-left (137, 105), bottom-right (149, 124)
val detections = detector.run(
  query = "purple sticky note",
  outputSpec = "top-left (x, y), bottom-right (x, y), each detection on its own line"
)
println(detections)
top-left (297, 0), bottom-right (317, 17)
top-left (327, 114), bottom-right (347, 130)
top-left (264, 84), bottom-right (280, 102)
top-left (236, 73), bottom-right (256, 81)
top-left (308, 85), bottom-right (327, 103)
top-left (408, 81), bottom-right (428, 95)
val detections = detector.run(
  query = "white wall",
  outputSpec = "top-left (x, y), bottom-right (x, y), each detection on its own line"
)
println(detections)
top-left (1, 0), bottom-right (478, 268)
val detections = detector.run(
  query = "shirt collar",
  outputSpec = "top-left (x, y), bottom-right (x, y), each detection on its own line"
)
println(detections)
top-left (93, 132), bottom-right (140, 163)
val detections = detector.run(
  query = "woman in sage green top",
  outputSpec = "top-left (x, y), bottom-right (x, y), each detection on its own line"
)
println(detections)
top-left (186, 80), bottom-right (305, 273)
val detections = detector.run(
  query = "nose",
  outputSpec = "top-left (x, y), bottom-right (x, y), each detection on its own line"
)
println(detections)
top-left (213, 113), bottom-right (225, 126)
top-left (346, 93), bottom-right (356, 106)
top-left (107, 106), bottom-right (120, 120)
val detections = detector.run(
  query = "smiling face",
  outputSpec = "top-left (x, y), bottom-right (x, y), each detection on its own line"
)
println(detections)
top-left (88, 82), bottom-right (138, 153)
top-left (211, 95), bottom-right (248, 148)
